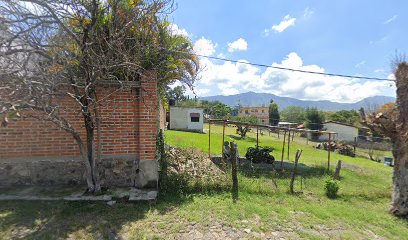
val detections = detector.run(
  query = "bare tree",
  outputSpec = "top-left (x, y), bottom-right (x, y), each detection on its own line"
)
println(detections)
top-left (0, 0), bottom-right (198, 193)
top-left (360, 62), bottom-right (408, 216)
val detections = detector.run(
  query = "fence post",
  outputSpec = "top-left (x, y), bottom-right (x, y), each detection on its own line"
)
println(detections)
top-left (287, 130), bottom-right (291, 161)
top-left (333, 160), bottom-right (342, 180)
top-left (306, 131), bottom-right (309, 145)
top-left (230, 142), bottom-right (239, 202)
top-left (290, 149), bottom-right (303, 194)
top-left (208, 122), bottom-right (211, 159)
top-left (354, 137), bottom-right (357, 156)
top-left (222, 121), bottom-right (226, 163)
top-left (256, 126), bottom-right (259, 148)
top-left (281, 131), bottom-right (287, 168)
top-left (327, 133), bottom-right (331, 171)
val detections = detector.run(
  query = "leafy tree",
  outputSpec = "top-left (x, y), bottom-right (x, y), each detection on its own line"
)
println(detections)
top-left (329, 110), bottom-right (360, 125)
top-left (203, 101), bottom-right (232, 119)
top-left (280, 106), bottom-right (306, 123)
top-left (0, 0), bottom-right (198, 193)
top-left (230, 116), bottom-right (258, 138)
top-left (177, 100), bottom-right (232, 119)
top-left (305, 107), bottom-right (325, 140)
top-left (268, 100), bottom-right (280, 126)
top-left (230, 104), bottom-right (242, 116)
top-left (166, 85), bottom-right (187, 102)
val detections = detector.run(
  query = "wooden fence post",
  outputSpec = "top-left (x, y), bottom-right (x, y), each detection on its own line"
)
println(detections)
top-left (230, 142), bottom-right (239, 202)
top-left (287, 130), bottom-right (291, 161)
top-left (256, 126), bottom-right (259, 148)
top-left (354, 137), bottom-right (357, 156)
top-left (306, 131), bottom-right (309, 145)
top-left (281, 131), bottom-right (287, 168)
top-left (222, 121), bottom-right (226, 163)
top-left (208, 122), bottom-right (211, 159)
top-left (327, 133), bottom-right (331, 171)
top-left (333, 160), bottom-right (342, 180)
top-left (290, 149), bottom-right (303, 194)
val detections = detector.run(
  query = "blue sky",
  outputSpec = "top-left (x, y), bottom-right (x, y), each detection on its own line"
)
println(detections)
top-left (169, 0), bottom-right (407, 102)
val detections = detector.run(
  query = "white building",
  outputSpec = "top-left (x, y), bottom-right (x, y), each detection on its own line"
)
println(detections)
top-left (278, 122), bottom-right (297, 128)
top-left (169, 107), bottom-right (204, 132)
top-left (319, 121), bottom-right (358, 142)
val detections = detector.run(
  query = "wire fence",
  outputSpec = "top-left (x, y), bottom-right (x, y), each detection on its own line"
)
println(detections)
top-left (263, 128), bottom-right (394, 163)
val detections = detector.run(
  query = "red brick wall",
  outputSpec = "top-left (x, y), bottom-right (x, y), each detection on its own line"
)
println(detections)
top-left (0, 72), bottom-right (158, 161)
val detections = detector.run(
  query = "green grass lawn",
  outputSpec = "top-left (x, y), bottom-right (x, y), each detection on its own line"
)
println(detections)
top-left (0, 124), bottom-right (407, 239)
top-left (164, 124), bottom-right (407, 238)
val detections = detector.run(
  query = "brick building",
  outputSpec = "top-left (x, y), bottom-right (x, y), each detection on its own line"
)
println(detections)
top-left (238, 106), bottom-right (269, 124)
top-left (0, 72), bottom-right (162, 188)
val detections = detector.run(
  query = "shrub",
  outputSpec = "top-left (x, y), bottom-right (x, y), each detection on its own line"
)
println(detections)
top-left (245, 146), bottom-right (275, 164)
top-left (325, 179), bottom-right (340, 198)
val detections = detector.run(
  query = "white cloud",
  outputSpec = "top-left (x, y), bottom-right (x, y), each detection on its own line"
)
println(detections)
top-left (193, 37), bottom-right (217, 56)
top-left (169, 23), bottom-right (189, 37)
top-left (271, 15), bottom-right (296, 33)
top-left (194, 88), bottom-right (211, 96)
top-left (388, 73), bottom-right (396, 81)
top-left (384, 15), bottom-right (398, 24)
top-left (219, 86), bottom-right (240, 96)
top-left (303, 7), bottom-right (314, 19)
top-left (355, 60), bottom-right (366, 68)
top-left (194, 52), bottom-right (393, 102)
top-left (369, 35), bottom-right (389, 45)
top-left (227, 38), bottom-right (248, 53)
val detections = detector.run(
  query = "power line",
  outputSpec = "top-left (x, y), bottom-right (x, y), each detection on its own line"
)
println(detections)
top-left (168, 49), bottom-right (395, 82)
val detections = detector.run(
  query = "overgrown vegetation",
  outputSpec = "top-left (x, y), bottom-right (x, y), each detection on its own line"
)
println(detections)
top-left (324, 179), bottom-right (340, 198)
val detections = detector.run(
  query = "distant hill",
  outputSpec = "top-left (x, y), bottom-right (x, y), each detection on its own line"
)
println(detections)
top-left (200, 92), bottom-right (396, 111)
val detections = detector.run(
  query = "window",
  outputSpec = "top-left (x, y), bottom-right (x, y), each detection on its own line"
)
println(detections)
top-left (245, 110), bottom-right (249, 114)
top-left (190, 112), bottom-right (200, 122)
top-left (262, 110), bottom-right (264, 113)
top-left (262, 119), bottom-right (265, 123)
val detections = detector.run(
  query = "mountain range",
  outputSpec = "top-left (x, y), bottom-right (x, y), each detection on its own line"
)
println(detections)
top-left (200, 92), bottom-right (396, 111)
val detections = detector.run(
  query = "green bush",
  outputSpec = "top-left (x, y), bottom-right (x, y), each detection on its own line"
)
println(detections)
top-left (324, 179), bottom-right (339, 198)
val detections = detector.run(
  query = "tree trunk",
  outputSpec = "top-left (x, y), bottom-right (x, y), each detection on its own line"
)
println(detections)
top-left (391, 63), bottom-right (408, 216)
top-left (230, 142), bottom-right (238, 202)
top-left (81, 85), bottom-right (101, 193)
top-left (73, 133), bottom-right (94, 190)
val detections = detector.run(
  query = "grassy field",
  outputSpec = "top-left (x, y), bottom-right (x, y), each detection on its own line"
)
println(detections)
top-left (0, 124), bottom-right (407, 239)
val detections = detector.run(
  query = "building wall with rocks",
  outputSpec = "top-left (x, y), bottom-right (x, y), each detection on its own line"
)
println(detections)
top-left (0, 72), bottom-right (159, 188)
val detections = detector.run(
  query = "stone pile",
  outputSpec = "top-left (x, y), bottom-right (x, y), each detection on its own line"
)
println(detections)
top-left (316, 142), bottom-right (355, 157)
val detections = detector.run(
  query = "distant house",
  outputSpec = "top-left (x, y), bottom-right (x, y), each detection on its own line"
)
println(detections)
top-left (238, 106), bottom-right (269, 124)
top-left (319, 121), bottom-right (359, 142)
top-left (169, 107), bottom-right (204, 132)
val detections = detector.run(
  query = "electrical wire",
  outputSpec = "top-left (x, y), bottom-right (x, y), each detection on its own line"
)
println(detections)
top-left (167, 48), bottom-right (395, 82)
